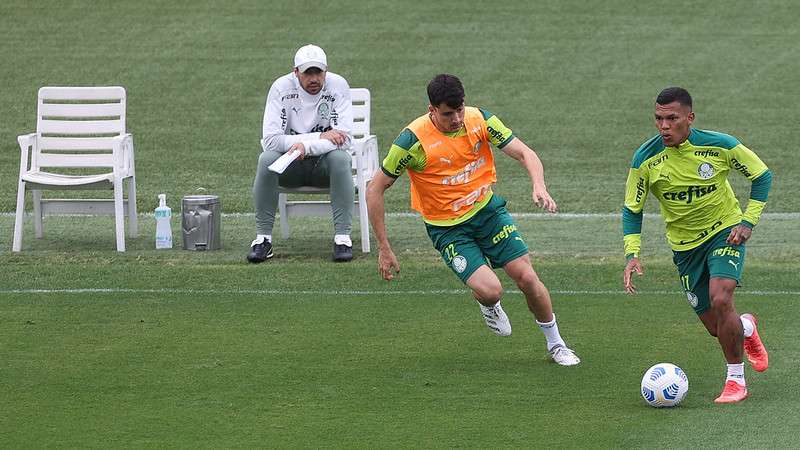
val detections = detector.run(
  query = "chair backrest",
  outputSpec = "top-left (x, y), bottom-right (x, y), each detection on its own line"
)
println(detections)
top-left (350, 88), bottom-right (371, 140)
top-left (34, 86), bottom-right (127, 169)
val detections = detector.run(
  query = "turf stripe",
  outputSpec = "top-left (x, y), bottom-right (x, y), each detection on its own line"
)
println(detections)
top-left (1, 288), bottom-right (798, 296)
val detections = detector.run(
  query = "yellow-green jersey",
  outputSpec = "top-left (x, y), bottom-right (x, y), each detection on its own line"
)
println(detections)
top-left (381, 108), bottom-right (515, 226)
top-left (623, 128), bottom-right (772, 257)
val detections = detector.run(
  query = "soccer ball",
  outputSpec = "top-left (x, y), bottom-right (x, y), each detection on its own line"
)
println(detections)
top-left (640, 363), bottom-right (689, 407)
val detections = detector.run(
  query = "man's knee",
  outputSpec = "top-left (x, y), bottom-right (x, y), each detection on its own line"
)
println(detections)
top-left (475, 281), bottom-right (503, 303)
top-left (468, 269), bottom-right (504, 303)
top-left (709, 279), bottom-right (736, 312)
top-left (255, 151), bottom-right (281, 183)
top-left (514, 268), bottom-right (541, 292)
top-left (325, 149), bottom-right (352, 173)
top-left (257, 150), bottom-right (282, 169)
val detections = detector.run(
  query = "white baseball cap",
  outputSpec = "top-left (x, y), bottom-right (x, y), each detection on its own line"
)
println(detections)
top-left (294, 44), bottom-right (328, 72)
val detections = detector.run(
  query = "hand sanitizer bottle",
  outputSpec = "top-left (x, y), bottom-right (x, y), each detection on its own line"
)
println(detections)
top-left (155, 193), bottom-right (173, 249)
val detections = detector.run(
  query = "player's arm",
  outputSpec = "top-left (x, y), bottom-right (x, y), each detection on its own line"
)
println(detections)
top-left (726, 144), bottom-right (773, 245)
top-left (366, 129), bottom-right (421, 281)
top-left (366, 170), bottom-right (401, 281)
top-left (482, 109), bottom-right (557, 213)
top-left (622, 165), bottom-right (649, 293)
top-left (502, 138), bottom-right (557, 213)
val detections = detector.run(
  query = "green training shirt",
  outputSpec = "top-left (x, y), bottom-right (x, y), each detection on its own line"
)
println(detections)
top-left (623, 128), bottom-right (772, 256)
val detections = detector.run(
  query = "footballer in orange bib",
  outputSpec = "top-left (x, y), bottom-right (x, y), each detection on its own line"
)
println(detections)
top-left (366, 74), bottom-right (581, 366)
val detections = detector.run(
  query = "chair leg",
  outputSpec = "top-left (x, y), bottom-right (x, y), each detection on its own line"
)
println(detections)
top-left (12, 181), bottom-right (26, 252)
top-left (33, 190), bottom-right (43, 238)
top-left (279, 193), bottom-right (290, 239)
top-left (359, 198), bottom-right (370, 253)
top-left (114, 179), bottom-right (126, 252)
top-left (127, 176), bottom-right (138, 237)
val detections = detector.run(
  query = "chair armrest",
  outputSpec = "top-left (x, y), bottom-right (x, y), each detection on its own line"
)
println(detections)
top-left (17, 133), bottom-right (36, 175)
top-left (112, 133), bottom-right (135, 176)
top-left (359, 135), bottom-right (379, 180)
top-left (352, 135), bottom-right (379, 190)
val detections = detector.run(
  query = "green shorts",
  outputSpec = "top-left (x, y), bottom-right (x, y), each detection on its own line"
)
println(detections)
top-left (672, 225), bottom-right (746, 315)
top-left (425, 194), bottom-right (530, 284)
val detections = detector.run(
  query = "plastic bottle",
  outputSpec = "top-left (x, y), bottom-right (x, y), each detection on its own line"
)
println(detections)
top-left (155, 193), bottom-right (173, 249)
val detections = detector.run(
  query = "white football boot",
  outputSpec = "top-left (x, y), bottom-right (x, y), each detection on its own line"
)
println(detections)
top-left (478, 301), bottom-right (512, 336)
top-left (549, 344), bottom-right (581, 366)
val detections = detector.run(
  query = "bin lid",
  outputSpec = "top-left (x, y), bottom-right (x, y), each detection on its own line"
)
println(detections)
top-left (182, 195), bottom-right (220, 205)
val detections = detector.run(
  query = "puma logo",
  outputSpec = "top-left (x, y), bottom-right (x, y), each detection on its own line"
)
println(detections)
top-left (728, 260), bottom-right (739, 270)
top-left (439, 157), bottom-right (452, 165)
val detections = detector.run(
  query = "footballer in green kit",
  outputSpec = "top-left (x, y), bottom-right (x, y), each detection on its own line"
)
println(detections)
top-left (622, 87), bottom-right (772, 404)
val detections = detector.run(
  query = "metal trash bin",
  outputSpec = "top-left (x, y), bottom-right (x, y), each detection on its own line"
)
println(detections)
top-left (181, 195), bottom-right (221, 250)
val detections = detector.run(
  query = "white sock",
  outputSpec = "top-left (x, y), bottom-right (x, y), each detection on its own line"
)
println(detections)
top-left (740, 315), bottom-right (754, 338)
top-left (334, 234), bottom-right (352, 246)
top-left (252, 234), bottom-right (271, 246)
top-left (536, 313), bottom-right (566, 351)
top-left (726, 363), bottom-right (746, 386)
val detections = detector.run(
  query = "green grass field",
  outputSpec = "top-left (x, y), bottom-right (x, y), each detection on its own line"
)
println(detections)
top-left (2, 0), bottom-right (799, 448)
top-left (2, 214), bottom-right (799, 447)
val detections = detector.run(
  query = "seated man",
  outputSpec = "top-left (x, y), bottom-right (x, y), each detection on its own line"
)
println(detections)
top-left (249, 44), bottom-right (355, 263)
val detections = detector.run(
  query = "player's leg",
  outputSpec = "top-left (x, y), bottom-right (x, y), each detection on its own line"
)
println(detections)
top-left (425, 219), bottom-right (510, 336)
top-left (503, 255), bottom-right (579, 365)
top-left (709, 277), bottom-right (749, 403)
top-left (708, 277), bottom-right (743, 363)
top-left (705, 229), bottom-right (761, 403)
top-left (479, 194), bottom-right (579, 365)
top-left (249, 150), bottom-right (283, 262)
top-left (466, 265), bottom-right (511, 336)
top-left (503, 254), bottom-right (551, 322)
top-left (466, 265), bottom-right (503, 306)
top-left (707, 241), bottom-right (769, 373)
top-left (313, 150), bottom-right (354, 261)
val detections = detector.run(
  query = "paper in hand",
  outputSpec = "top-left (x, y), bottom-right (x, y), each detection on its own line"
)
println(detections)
top-left (268, 150), bottom-right (300, 174)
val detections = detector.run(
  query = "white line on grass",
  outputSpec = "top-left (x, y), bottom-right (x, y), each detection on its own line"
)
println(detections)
top-left (1, 288), bottom-right (798, 296)
top-left (3, 212), bottom-right (800, 219)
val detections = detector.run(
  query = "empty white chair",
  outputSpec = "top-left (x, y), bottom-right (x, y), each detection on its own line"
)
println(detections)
top-left (277, 87), bottom-right (379, 253)
top-left (13, 86), bottom-right (138, 252)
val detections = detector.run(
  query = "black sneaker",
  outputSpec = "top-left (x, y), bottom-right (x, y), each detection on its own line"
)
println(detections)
top-left (333, 244), bottom-right (353, 262)
top-left (247, 239), bottom-right (273, 263)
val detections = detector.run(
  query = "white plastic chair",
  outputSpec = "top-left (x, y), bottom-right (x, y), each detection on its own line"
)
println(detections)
top-left (277, 87), bottom-right (379, 253)
top-left (13, 86), bottom-right (138, 252)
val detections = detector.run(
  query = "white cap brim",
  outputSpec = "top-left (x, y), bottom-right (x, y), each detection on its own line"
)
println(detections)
top-left (296, 61), bottom-right (327, 72)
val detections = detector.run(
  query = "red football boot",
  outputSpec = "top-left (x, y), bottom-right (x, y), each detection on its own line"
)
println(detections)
top-left (742, 313), bottom-right (769, 372)
top-left (714, 380), bottom-right (749, 404)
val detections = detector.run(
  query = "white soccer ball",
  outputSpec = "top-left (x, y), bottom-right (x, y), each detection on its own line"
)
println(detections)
top-left (640, 363), bottom-right (689, 407)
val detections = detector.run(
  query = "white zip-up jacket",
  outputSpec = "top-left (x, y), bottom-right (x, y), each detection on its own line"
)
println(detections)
top-left (261, 71), bottom-right (353, 156)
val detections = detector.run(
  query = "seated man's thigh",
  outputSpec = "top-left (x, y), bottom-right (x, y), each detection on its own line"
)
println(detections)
top-left (279, 157), bottom-right (317, 187)
top-left (310, 150), bottom-right (352, 188)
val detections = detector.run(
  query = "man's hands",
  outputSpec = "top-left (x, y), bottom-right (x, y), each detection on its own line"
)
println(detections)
top-left (378, 247), bottom-right (400, 281)
top-left (532, 185), bottom-right (558, 213)
top-left (623, 257), bottom-right (644, 294)
top-left (287, 142), bottom-right (307, 159)
top-left (321, 129), bottom-right (348, 147)
top-left (726, 224), bottom-right (752, 245)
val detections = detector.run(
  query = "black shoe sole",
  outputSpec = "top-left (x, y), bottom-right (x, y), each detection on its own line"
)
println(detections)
top-left (247, 252), bottom-right (274, 263)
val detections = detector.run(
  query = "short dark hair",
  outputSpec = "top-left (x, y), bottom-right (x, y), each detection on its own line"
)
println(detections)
top-left (427, 74), bottom-right (465, 108)
top-left (656, 87), bottom-right (692, 109)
